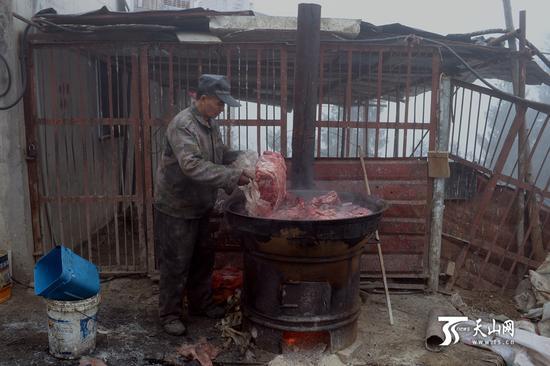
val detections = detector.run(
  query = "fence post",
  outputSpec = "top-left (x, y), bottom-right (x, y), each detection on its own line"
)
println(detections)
top-left (428, 75), bottom-right (451, 292)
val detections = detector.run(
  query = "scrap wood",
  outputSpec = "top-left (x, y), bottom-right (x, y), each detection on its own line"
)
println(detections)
top-left (176, 337), bottom-right (220, 366)
top-left (217, 309), bottom-right (252, 352)
top-left (216, 290), bottom-right (253, 353)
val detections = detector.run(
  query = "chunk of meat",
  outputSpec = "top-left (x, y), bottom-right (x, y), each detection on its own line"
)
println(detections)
top-left (244, 151), bottom-right (287, 216)
top-left (311, 191), bottom-right (341, 207)
top-left (268, 191), bottom-right (372, 220)
top-left (242, 153), bottom-right (373, 220)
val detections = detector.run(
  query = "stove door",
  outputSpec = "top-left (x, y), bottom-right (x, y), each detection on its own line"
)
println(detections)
top-left (281, 281), bottom-right (331, 316)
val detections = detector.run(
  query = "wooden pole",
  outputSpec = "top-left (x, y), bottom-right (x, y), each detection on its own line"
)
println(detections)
top-left (290, 3), bottom-right (321, 189)
top-left (501, 5), bottom-right (544, 262)
top-left (358, 146), bottom-right (394, 326)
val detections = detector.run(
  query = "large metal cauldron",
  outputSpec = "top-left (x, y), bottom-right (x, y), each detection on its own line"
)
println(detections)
top-left (225, 190), bottom-right (388, 353)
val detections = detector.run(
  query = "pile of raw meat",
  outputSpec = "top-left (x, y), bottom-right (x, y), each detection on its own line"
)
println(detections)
top-left (243, 151), bottom-right (372, 220)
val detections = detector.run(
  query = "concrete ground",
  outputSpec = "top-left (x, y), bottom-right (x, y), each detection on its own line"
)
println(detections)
top-left (0, 277), bottom-right (514, 365)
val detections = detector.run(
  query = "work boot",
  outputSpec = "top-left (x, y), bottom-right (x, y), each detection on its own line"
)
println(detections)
top-left (189, 303), bottom-right (226, 319)
top-left (162, 319), bottom-right (187, 336)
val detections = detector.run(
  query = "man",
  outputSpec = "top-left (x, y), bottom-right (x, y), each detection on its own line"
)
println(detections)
top-left (154, 74), bottom-right (253, 336)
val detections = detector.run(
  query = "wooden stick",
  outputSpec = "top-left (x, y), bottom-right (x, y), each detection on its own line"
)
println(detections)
top-left (358, 146), bottom-right (394, 325)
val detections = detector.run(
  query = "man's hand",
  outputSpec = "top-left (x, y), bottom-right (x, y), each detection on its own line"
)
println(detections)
top-left (237, 168), bottom-right (255, 186)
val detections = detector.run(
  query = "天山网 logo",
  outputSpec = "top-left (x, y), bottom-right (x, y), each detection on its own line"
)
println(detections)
top-left (438, 316), bottom-right (515, 346)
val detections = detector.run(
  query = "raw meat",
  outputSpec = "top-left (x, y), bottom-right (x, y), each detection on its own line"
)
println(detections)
top-left (244, 151), bottom-right (287, 216)
top-left (242, 153), bottom-right (372, 220)
top-left (269, 191), bottom-right (372, 220)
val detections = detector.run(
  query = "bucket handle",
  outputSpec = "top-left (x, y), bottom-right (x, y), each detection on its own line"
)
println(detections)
top-left (73, 309), bottom-right (97, 322)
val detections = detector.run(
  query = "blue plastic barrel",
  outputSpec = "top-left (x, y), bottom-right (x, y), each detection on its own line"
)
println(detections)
top-left (34, 246), bottom-right (100, 300)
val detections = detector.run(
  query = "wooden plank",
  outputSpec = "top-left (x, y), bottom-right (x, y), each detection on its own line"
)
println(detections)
top-left (305, 159), bottom-right (428, 181)
top-left (361, 253), bottom-right (424, 273)
top-left (364, 234), bottom-right (425, 254)
top-left (383, 200), bottom-right (427, 218)
top-left (360, 281), bottom-right (426, 290)
top-left (379, 218), bottom-right (425, 234)
top-left (315, 181), bottom-right (427, 200)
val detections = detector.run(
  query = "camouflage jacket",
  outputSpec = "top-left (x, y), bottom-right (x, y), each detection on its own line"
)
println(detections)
top-left (154, 104), bottom-right (242, 218)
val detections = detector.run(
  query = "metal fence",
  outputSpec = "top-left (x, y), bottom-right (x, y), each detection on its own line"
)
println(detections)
top-left (25, 41), bottom-right (441, 273)
top-left (445, 79), bottom-right (550, 290)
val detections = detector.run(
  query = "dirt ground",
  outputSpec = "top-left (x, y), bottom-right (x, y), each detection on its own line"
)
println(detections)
top-left (0, 277), bottom-right (516, 366)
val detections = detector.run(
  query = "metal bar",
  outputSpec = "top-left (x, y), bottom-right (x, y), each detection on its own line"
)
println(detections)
top-left (478, 95), bottom-right (493, 164)
top-left (375, 51), bottom-right (383, 157)
top-left (267, 47), bottom-right (271, 148)
top-left (411, 84), bottom-right (418, 157)
top-left (452, 87), bottom-right (464, 155)
top-left (245, 48), bottom-right (249, 150)
top-left (23, 43), bottom-right (44, 259)
top-left (225, 48), bottom-right (232, 145)
top-left (280, 47), bottom-right (288, 156)
top-left (36, 117), bottom-right (140, 125)
top-left (317, 47), bottom-right (324, 158)
top-left (271, 48), bottom-right (276, 151)
top-left (421, 83), bottom-right (427, 156)
top-left (488, 102), bottom-right (514, 169)
top-left (256, 48), bottom-right (261, 153)
top-left (509, 110), bottom-right (542, 182)
top-left (472, 92), bottom-right (482, 162)
top-left (465, 89), bottom-right (473, 158)
top-left (130, 51), bottom-right (140, 269)
top-left (314, 121), bottom-right (437, 129)
top-left (64, 61), bottom-right (76, 251)
top-left (168, 46), bottom-right (174, 117)
top-left (365, 52), bottom-right (372, 157)
top-left (49, 48), bottom-right (65, 247)
top-left (456, 87), bottom-right (465, 155)
top-left (89, 53), bottom-right (101, 264)
top-left (327, 49), bottom-right (332, 157)
top-left (482, 99), bottom-right (502, 167)
top-left (384, 53), bottom-right (391, 158)
top-left (139, 47), bottom-right (151, 272)
top-left (37, 194), bottom-right (141, 202)
top-left (107, 52), bottom-right (119, 267)
top-left (120, 52), bottom-right (129, 269)
top-left (532, 139), bottom-right (550, 189)
top-left (344, 49), bottom-right (353, 158)
top-left (403, 48), bottom-right (412, 157)
top-left (37, 51), bottom-right (54, 250)
top-left (337, 47), bottom-right (342, 158)
top-left (75, 47), bottom-right (92, 259)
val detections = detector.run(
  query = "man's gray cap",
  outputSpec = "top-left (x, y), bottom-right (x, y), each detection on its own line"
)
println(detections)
top-left (198, 74), bottom-right (241, 107)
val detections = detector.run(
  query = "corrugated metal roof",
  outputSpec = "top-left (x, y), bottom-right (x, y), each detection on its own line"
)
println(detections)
top-left (28, 6), bottom-right (550, 86)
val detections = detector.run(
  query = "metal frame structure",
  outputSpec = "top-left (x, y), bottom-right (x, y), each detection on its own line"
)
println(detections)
top-left (445, 79), bottom-right (550, 291)
top-left (24, 40), bottom-right (441, 275)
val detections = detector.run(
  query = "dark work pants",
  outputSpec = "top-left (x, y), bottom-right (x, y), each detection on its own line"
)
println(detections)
top-left (154, 209), bottom-right (215, 324)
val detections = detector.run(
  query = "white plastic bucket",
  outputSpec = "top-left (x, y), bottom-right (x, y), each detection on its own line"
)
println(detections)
top-left (46, 294), bottom-right (100, 359)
